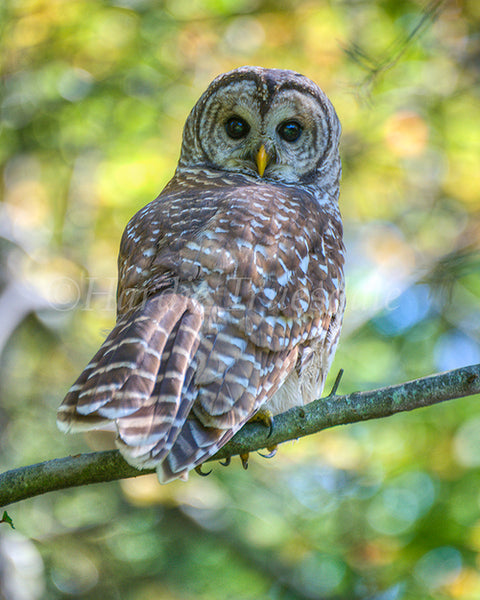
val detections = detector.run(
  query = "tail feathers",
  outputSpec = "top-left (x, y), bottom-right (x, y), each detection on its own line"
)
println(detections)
top-left (157, 418), bottom-right (235, 483)
top-left (57, 295), bottom-right (203, 442)
top-left (115, 308), bottom-right (202, 466)
top-left (156, 346), bottom-right (299, 483)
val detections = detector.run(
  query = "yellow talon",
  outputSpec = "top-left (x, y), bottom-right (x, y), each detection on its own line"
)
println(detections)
top-left (240, 453), bottom-right (249, 470)
top-left (239, 411), bottom-right (275, 470)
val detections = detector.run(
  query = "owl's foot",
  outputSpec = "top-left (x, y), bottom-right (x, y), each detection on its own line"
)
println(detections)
top-left (240, 408), bottom-right (277, 468)
top-left (219, 454), bottom-right (249, 469)
top-left (248, 408), bottom-right (274, 437)
top-left (220, 410), bottom-right (276, 471)
top-left (326, 368), bottom-right (344, 398)
top-left (239, 444), bottom-right (278, 469)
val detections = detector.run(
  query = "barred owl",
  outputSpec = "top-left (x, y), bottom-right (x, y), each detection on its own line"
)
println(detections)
top-left (57, 66), bottom-right (345, 483)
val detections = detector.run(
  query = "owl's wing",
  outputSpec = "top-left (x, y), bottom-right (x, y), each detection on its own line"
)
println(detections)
top-left (58, 293), bottom-right (299, 482)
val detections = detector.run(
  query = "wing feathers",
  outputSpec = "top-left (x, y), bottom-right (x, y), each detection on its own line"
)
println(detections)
top-left (58, 292), bottom-right (301, 483)
top-left (57, 295), bottom-right (202, 433)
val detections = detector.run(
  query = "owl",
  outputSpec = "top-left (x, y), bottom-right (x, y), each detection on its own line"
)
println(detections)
top-left (57, 66), bottom-right (345, 483)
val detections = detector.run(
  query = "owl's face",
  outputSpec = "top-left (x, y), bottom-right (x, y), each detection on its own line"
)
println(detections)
top-left (179, 66), bottom-right (341, 185)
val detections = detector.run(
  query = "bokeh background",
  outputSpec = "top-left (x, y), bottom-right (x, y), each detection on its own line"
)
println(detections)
top-left (1, 0), bottom-right (480, 598)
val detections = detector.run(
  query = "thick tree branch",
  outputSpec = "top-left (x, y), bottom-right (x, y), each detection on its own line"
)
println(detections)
top-left (1, 364), bottom-right (479, 508)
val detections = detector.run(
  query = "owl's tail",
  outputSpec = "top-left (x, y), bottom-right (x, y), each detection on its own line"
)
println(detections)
top-left (57, 294), bottom-right (204, 468)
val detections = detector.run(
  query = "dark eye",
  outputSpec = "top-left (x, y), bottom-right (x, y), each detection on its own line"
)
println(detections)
top-left (225, 116), bottom-right (250, 139)
top-left (277, 120), bottom-right (303, 142)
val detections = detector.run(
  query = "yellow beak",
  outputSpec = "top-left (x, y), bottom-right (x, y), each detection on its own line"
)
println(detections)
top-left (256, 144), bottom-right (269, 177)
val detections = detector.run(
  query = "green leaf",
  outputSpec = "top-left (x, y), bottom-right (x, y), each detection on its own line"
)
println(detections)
top-left (0, 511), bottom-right (15, 529)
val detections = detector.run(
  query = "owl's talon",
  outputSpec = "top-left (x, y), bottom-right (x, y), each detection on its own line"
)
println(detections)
top-left (258, 445), bottom-right (278, 459)
top-left (240, 453), bottom-right (249, 470)
top-left (327, 368), bottom-right (344, 398)
top-left (195, 464), bottom-right (212, 477)
top-left (220, 457), bottom-right (231, 467)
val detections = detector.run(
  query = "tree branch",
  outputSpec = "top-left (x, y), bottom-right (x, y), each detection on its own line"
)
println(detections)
top-left (1, 364), bottom-right (479, 508)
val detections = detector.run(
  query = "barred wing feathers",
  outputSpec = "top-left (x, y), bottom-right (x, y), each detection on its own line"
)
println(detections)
top-left (57, 295), bottom-right (203, 462)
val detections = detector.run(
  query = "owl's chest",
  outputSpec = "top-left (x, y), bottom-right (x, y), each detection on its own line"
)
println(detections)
top-left (264, 338), bottom-right (334, 415)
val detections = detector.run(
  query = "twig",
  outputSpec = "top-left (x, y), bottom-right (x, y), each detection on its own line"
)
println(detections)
top-left (343, 0), bottom-right (445, 97)
top-left (1, 363), bottom-right (479, 508)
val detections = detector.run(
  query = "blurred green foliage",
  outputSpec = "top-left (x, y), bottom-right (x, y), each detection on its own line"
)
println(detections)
top-left (1, 0), bottom-right (480, 598)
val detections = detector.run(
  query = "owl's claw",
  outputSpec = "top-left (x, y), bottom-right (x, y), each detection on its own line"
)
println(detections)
top-left (258, 445), bottom-right (278, 459)
top-left (326, 368), bottom-right (344, 398)
top-left (240, 409), bottom-right (276, 469)
top-left (195, 464), bottom-right (212, 477)
top-left (220, 457), bottom-right (231, 467)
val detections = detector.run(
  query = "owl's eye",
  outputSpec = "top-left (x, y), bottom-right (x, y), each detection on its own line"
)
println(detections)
top-left (225, 116), bottom-right (250, 139)
top-left (278, 120), bottom-right (303, 142)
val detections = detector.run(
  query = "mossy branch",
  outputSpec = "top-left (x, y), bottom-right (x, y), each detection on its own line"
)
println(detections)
top-left (1, 364), bottom-right (479, 508)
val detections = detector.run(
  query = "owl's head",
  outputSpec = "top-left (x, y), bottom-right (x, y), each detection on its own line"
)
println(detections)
top-left (178, 66), bottom-right (341, 186)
